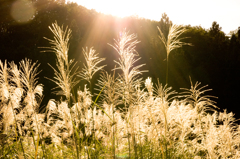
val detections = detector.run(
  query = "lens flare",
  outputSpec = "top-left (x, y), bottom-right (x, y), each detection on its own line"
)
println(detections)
top-left (11, 0), bottom-right (35, 23)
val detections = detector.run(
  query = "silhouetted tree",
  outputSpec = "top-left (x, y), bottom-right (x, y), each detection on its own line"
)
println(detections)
top-left (209, 21), bottom-right (222, 37)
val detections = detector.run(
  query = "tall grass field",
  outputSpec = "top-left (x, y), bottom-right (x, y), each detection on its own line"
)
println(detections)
top-left (1, 22), bottom-right (240, 159)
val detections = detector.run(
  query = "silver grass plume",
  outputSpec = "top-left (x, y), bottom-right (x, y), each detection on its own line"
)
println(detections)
top-left (20, 58), bottom-right (43, 114)
top-left (43, 22), bottom-right (79, 101)
top-left (9, 62), bottom-right (23, 111)
top-left (79, 47), bottom-right (106, 85)
top-left (0, 60), bottom-right (12, 133)
top-left (0, 60), bottom-right (10, 104)
top-left (154, 79), bottom-right (177, 102)
top-left (109, 29), bottom-right (146, 104)
top-left (96, 71), bottom-right (121, 106)
top-left (158, 24), bottom-right (191, 84)
top-left (158, 24), bottom-right (190, 60)
top-left (0, 61), bottom-right (23, 133)
top-left (180, 79), bottom-right (218, 113)
top-left (109, 29), bottom-right (147, 158)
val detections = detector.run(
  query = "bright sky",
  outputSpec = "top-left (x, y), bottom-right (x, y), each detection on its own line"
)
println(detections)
top-left (68, 0), bottom-right (240, 34)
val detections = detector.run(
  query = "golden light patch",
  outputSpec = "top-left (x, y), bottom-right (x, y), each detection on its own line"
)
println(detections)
top-left (11, 0), bottom-right (35, 23)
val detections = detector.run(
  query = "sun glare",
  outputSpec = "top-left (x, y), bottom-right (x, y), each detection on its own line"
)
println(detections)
top-left (69, 0), bottom-right (240, 34)
top-left (70, 0), bottom-right (154, 19)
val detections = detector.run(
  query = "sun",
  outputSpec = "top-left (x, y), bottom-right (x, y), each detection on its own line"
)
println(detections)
top-left (69, 0), bottom-right (145, 18)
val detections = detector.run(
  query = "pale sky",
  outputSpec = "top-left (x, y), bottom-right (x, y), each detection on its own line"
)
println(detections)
top-left (68, 0), bottom-right (240, 34)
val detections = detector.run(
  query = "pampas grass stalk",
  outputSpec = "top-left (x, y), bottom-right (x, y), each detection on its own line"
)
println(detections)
top-left (109, 29), bottom-right (146, 158)
top-left (109, 29), bottom-right (145, 105)
top-left (10, 100), bottom-right (26, 159)
top-left (79, 46), bottom-right (106, 156)
top-left (43, 22), bottom-right (81, 158)
top-left (20, 58), bottom-right (44, 159)
top-left (96, 70), bottom-right (120, 158)
top-left (158, 24), bottom-right (191, 84)
top-left (43, 22), bottom-right (79, 102)
top-left (79, 47), bottom-right (106, 86)
top-left (0, 60), bottom-right (27, 158)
